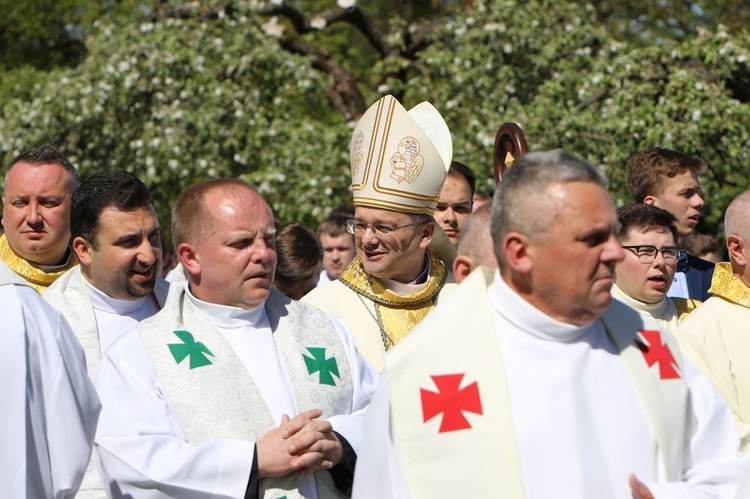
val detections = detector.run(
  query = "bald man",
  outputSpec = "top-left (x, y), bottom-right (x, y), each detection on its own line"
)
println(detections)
top-left (678, 190), bottom-right (750, 454)
top-left (452, 204), bottom-right (497, 283)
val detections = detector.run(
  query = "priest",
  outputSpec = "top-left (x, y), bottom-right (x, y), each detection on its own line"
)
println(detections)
top-left (352, 150), bottom-right (746, 498)
top-left (95, 179), bottom-right (378, 498)
top-left (678, 190), bottom-right (750, 454)
top-left (1, 145), bottom-right (79, 291)
top-left (304, 95), bottom-right (456, 371)
top-left (0, 260), bottom-right (100, 498)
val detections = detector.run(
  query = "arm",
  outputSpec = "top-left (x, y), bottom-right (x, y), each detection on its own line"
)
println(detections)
top-left (0, 285), bottom-right (100, 499)
top-left (641, 361), bottom-right (748, 499)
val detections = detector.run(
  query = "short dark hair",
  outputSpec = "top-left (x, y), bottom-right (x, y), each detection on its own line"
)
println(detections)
top-left (6, 145), bottom-right (77, 192)
top-left (615, 203), bottom-right (679, 243)
top-left (274, 223), bottom-right (322, 300)
top-left (318, 215), bottom-right (350, 239)
top-left (448, 161), bottom-right (476, 198)
top-left (71, 170), bottom-right (154, 249)
top-left (626, 147), bottom-right (707, 203)
top-left (681, 233), bottom-right (720, 258)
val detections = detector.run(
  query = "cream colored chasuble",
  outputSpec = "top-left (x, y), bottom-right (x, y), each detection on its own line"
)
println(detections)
top-left (388, 268), bottom-right (690, 498)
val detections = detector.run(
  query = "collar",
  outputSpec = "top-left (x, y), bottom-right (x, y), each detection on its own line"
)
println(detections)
top-left (708, 262), bottom-right (750, 309)
top-left (86, 280), bottom-right (154, 315)
top-left (489, 269), bottom-right (596, 343)
top-left (184, 283), bottom-right (266, 329)
top-left (610, 284), bottom-right (674, 319)
top-left (0, 234), bottom-right (78, 291)
top-left (338, 249), bottom-right (447, 306)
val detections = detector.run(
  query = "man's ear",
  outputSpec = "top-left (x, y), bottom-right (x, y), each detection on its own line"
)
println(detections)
top-left (177, 242), bottom-right (200, 276)
top-left (503, 232), bottom-right (533, 273)
top-left (727, 235), bottom-right (746, 266)
top-left (72, 236), bottom-right (93, 266)
top-left (418, 221), bottom-right (435, 250)
top-left (643, 195), bottom-right (657, 207)
top-left (452, 255), bottom-right (474, 284)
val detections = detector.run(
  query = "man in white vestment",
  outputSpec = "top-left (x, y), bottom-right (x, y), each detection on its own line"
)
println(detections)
top-left (95, 179), bottom-right (378, 498)
top-left (610, 203), bottom-right (699, 332)
top-left (451, 203), bottom-right (496, 284)
top-left (352, 150), bottom-right (747, 499)
top-left (44, 170), bottom-right (168, 497)
top-left (678, 190), bottom-right (750, 454)
top-left (304, 94), bottom-right (456, 371)
top-left (0, 260), bottom-right (100, 498)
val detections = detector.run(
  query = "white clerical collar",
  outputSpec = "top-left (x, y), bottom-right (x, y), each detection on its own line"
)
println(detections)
top-left (380, 254), bottom-right (431, 295)
top-left (610, 284), bottom-right (672, 319)
top-left (489, 269), bottom-right (595, 343)
top-left (184, 283), bottom-right (265, 329)
top-left (86, 280), bottom-right (154, 315)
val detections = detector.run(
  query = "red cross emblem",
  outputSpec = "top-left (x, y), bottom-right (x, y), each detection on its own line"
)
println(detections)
top-left (420, 373), bottom-right (483, 433)
top-left (635, 330), bottom-right (680, 380)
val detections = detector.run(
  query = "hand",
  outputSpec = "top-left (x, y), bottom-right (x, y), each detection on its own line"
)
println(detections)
top-left (629, 473), bottom-right (655, 499)
top-left (256, 409), bottom-right (323, 477)
top-left (287, 420), bottom-right (344, 475)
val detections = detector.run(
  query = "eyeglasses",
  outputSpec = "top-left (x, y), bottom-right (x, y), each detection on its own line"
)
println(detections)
top-left (346, 219), bottom-right (427, 236)
top-left (622, 245), bottom-right (683, 264)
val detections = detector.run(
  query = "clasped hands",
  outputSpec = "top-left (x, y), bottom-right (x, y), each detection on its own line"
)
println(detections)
top-left (257, 409), bottom-right (343, 478)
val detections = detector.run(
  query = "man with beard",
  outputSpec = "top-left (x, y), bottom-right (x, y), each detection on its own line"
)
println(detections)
top-left (93, 179), bottom-right (376, 498)
top-left (304, 95), bottom-right (455, 371)
top-left (44, 170), bottom-right (167, 497)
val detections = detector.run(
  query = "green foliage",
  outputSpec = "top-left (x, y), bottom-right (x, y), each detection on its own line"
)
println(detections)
top-left (404, 0), bottom-right (750, 233)
top-left (0, 0), bottom-right (748, 240)
top-left (0, 11), bottom-right (352, 235)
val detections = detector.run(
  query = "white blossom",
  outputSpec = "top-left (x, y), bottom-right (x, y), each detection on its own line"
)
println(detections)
top-left (337, 0), bottom-right (356, 8)
top-left (262, 17), bottom-right (285, 38)
top-left (310, 17), bottom-right (327, 30)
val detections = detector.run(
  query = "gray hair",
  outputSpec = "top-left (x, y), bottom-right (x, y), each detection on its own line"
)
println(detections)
top-left (491, 149), bottom-right (608, 261)
top-left (457, 203), bottom-right (494, 266)
top-left (724, 190), bottom-right (750, 241)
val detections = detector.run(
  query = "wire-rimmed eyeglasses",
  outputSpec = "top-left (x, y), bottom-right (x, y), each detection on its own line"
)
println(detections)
top-left (346, 219), bottom-right (427, 236)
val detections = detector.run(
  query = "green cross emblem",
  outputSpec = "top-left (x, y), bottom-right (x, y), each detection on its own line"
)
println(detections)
top-left (168, 330), bottom-right (214, 369)
top-left (303, 347), bottom-right (340, 386)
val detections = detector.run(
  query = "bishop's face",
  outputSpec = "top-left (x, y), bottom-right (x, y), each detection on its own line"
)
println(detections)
top-left (351, 206), bottom-right (434, 283)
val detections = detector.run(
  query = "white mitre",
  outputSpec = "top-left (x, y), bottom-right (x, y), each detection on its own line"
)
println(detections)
top-left (350, 95), bottom-right (453, 216)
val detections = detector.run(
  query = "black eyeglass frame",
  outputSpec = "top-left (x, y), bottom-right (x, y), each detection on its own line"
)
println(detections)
top-left (621, 244), bottom-right (683, 264)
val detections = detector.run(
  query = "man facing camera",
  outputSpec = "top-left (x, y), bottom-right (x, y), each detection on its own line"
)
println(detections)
top-left (1, 145), bottom-right (79, 291)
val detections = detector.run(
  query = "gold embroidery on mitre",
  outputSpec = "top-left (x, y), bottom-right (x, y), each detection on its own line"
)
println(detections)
top-left (389, 137), bottom-right (424, 184)
top-left (352, 131), bottom-right (365, 176)
top-left (708, 262), bottom-right (750, 309)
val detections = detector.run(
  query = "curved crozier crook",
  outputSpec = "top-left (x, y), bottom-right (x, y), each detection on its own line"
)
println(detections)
top-left (493, 122), bottom-right (528, 186)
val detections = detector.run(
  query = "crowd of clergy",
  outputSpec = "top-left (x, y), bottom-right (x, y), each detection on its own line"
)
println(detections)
top-left (4, 93), bottom-right (750, 499)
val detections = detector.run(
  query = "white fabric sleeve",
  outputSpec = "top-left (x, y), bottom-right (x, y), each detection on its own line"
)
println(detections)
top-left (645, 361), bottom-right (748, 499)
top-left (325, 315), bottom-right (380, 454)
top-left (95, 332), bottom-right (256, 499)
top-left (0, 284), bottom-right (100, 499)
top-left (351, 373), bottom-right (410, 499)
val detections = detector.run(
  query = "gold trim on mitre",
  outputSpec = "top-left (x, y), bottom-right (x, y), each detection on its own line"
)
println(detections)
top-left (350, 95), bottom-right (452, 215)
